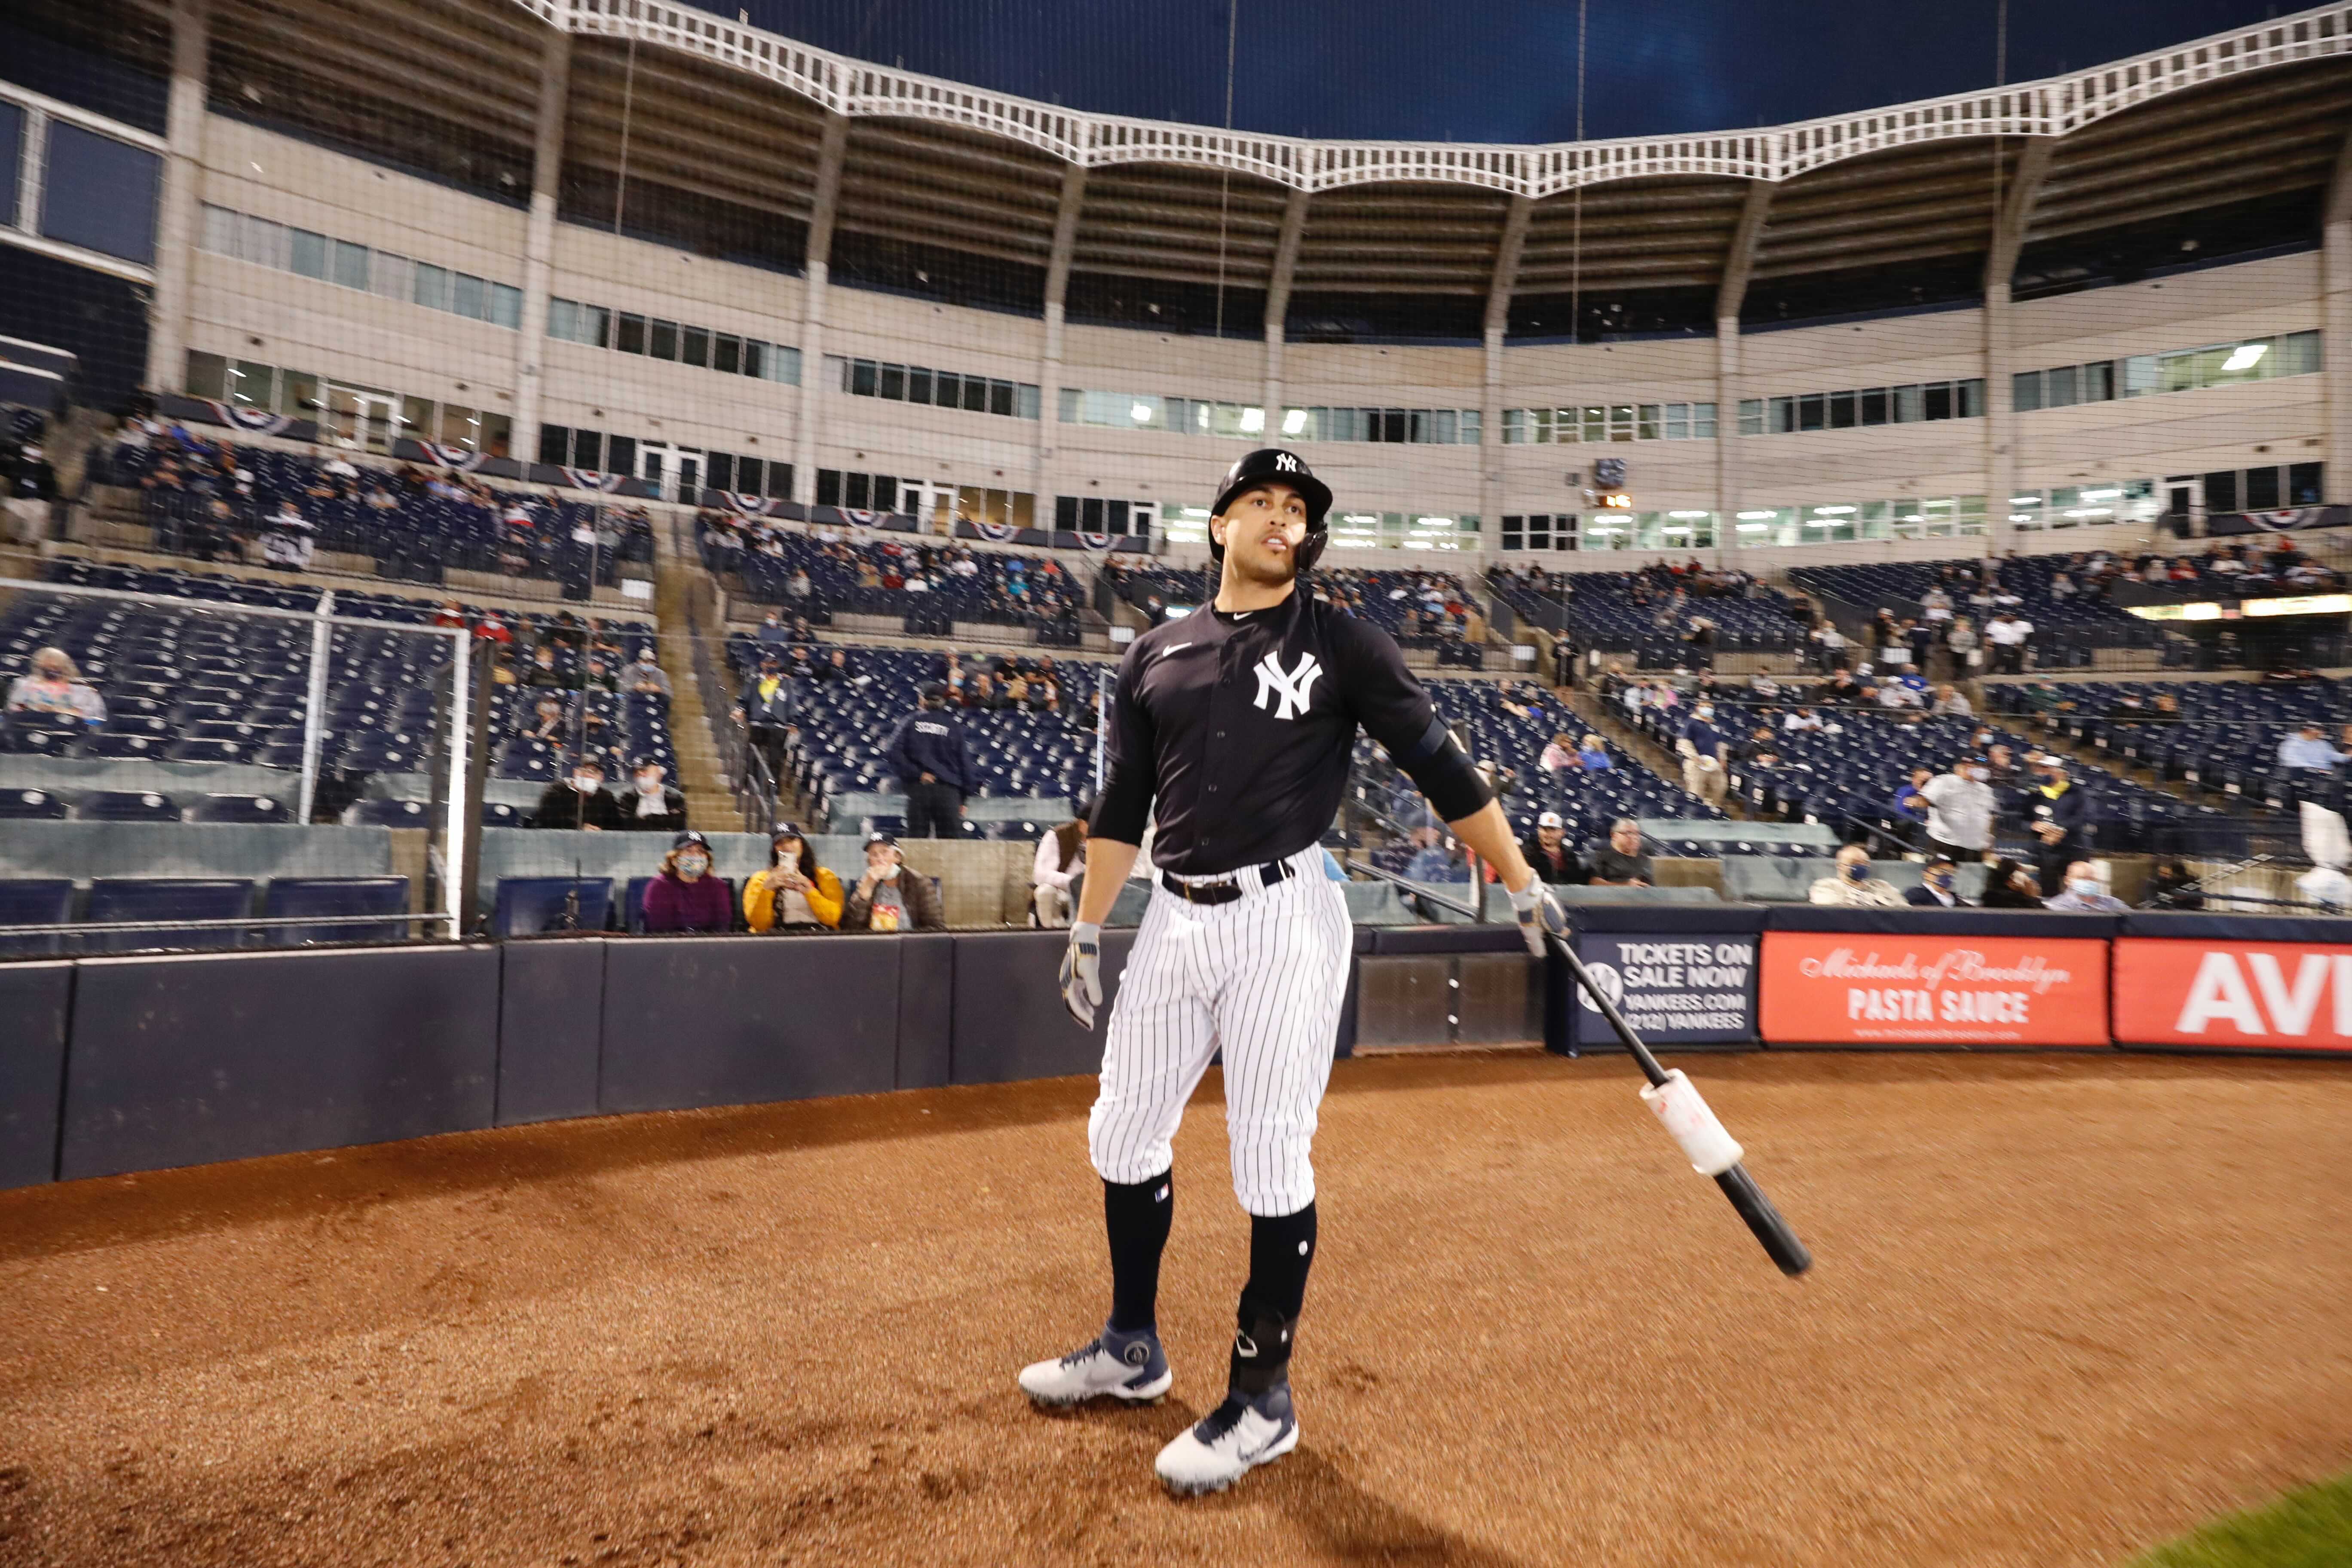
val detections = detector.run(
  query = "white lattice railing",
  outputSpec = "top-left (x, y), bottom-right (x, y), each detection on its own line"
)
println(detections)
top-left (546, 0), bottom-right (2351, 193)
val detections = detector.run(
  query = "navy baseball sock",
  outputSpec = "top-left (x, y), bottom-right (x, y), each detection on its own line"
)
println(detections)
top-left (1103, 1171), bottom-right (1173, 1332)
top-left (1231, 1201), bottom-right (1317, 1395)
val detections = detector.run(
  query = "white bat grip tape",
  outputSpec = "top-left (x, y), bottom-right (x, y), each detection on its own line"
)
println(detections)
top-left (1639, 1069), bottom-right (1744, 1177)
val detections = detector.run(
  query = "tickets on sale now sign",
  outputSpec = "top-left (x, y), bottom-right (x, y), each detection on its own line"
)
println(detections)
top-left (2112, 938), bottom-right (2352, 1050)
top-left (1759, 932), bottom-right (2111, 1046)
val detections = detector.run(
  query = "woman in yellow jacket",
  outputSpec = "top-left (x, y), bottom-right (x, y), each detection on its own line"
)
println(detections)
top-left (742, 823), bottom-right (844, 932)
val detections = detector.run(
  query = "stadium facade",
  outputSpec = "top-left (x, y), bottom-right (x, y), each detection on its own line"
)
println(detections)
top-left (2, 0), bottom-right (2347, 564)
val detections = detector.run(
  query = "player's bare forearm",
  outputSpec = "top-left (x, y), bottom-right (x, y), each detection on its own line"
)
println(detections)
top-left (1447, 800), bottom-right (1537, 891)
top-left (1074, 839), bottom-right (1140, 926)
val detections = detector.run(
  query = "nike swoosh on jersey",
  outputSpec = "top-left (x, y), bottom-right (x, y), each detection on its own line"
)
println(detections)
top-left (1159, 642), bottom-right (1195, 658)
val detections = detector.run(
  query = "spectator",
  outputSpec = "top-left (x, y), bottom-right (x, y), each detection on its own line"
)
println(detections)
top-left (1945, 616), bottom-right (1980, 677)
top-left (617, 647), bottom-right (672, 698)
top-left (1810, 843), bottom-right (1905, 907)
top-left (2044, 860), bottom-right (2128, 913)
top-left (580, 655), bottom-right (619, 695)
top-left (2277, 723), bottom-right (2346, 775)
top-left (1985, 609), bottom-right (2032, 674)
top-left (1538, 730), bottom-right (1578, 775)
top-left (6, 647), bottom-right (106, 726)
top-left (740, 652), bottom-right (797, 788)
top-left (756, 609), bottom-right (792, 646)
top-left (642, 830), bottom-right (732, 933)
top-left (1981, 857), bottom-right (2043, 909)
top-left (1577, 734), bottom-right (1613, 771)
top-left (1932, 683), bottom-right (1972, 717)
top-left (620, 756), bottom-right (686, 833)
top-left (2147, 858), bottom-right (2206, 910)
top-left (744, 823), bottom-right (845, 932)
top-left (1032, 811), bottom-right (1088, 928)
top-left (1676, 698), bottom-right (1728, 807)
top-left (525, 644), bottom-right (575, 689)
top-left (1905, 854), bottom-right (1966, 907)
top-left (812, 648), bottom-right (851, 684)
top-left (2025, 758), bottom-right (2091, 898)
top-left (524, 693), bottom-right (571, 745)
top-left (1890, 767), bottom-right (1933, 847)
top-left (535, 758), bottom-right (623, 830)
top-left (1921, 756), bottom-right (1996, 862)
top-left (1584, 818), bottom-right (1653, 887)
top-left (887, 681), bottom-right (973, 839)
top-left (1520, 811), bottom-right (1581, 885)
top-left (844, 833), bottom-right (944, 931)
top-left (1782, 706), bottom-right (1825, 734)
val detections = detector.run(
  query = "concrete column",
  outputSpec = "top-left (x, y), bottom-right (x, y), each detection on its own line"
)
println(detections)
top-left (143, 0), bottom-right (210, 395)
top-left (509, 28), bottom-right (573, 468)
top-left (793, 110), bottom-right (850, 505)
top-left (1262, 189), bottom-right (1310, 440)
top-left (1481, 196), bottom-right (1533, 536)
top-left (1713, 181), bottom-right (1773, 565)
top-left (2324, 125), bottom-right (2352, 506)
top-left (1984, 137), bottom-right (2057, 554)
top-left (1033, 163), bottom-right (1087, 510)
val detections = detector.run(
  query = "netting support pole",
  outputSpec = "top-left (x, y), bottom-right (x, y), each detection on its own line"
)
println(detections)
top-left (1713, 179), bottom-right (1772, 571)
top-left (296, 588), bottom-right (335, 825)
top-left (2323, 122), bottom-right (2352, 509)
top-left (1982, 135), bottom-right (2057, 560)
top-left (511, 27), bottom-right (575, 468)
top-left (1034, 163), bottom-right (1087, 507)
top-left (144, 0), bottom-right (210, 395)
top-left (1481, 195), bottom-right (1532, 543)
top-left (793, 111), bottom-right (850, 507)
top-left (1261, 189), bottom-right (1310, 445)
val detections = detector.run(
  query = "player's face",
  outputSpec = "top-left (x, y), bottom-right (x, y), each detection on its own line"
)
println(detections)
top-left (1214, 484), bottom-right (1311, 585)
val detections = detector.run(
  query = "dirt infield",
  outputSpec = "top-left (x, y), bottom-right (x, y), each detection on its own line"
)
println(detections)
top-left (3, 1050), bottom-right (2349, 1568)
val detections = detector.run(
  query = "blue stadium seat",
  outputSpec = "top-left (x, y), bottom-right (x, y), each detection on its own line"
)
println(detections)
top-left (350, 798), bottom-right (432, 827)
top-left (82, 878), bottom-right (254, 952)
top-left (0, 879), bottom-right (74, 957)
top-left (492, 876), bottom-right (613, 937)
top-left (74, 790), bottom-right (183, 822)
top-left (262, 876), bottom-right (412, 944)
top-left (0, 788), bottom-right (68, 820)
top-left (189, 793), bottom-right (294, 824)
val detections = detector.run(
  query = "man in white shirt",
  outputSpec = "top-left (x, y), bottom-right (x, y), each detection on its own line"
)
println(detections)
top-left (1782, 706), bottom-right (1824, 732)
top-left (1920, 756), bottom-right (1996, 861)
top-left (1920, 586), bottom-right (1952, 622)
top-left (1985, 611), bottom-right (2033, 674)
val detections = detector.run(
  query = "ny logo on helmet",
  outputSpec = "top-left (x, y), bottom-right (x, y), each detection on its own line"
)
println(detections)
top-left (1274, 452), bottom-right (1300, 472)
top-left (1253, 651), bottom-right (1323, 721)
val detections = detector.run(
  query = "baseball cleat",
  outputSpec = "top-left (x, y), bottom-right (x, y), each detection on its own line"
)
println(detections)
top-left (1018, 1323), bottom-right (1173, 1408)
top-left (1153, 1383), bottom-right (1298, 1496)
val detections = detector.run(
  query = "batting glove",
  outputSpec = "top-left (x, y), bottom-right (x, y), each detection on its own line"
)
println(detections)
top-left (1508, 876), bottom-right (1568, 959)
top-left (1060, 921), bottom-right (1104, 1029)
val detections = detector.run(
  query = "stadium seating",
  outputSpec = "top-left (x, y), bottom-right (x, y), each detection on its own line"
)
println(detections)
top-left (1102, 563), bottom-right (1481, 649)
top-left (261, 876), bottom-right (413, 944)
top-left (0, 879), bottom-right (74, 956)
top-left (1488, 564), bottom-right (1804, 661)
top-left (113, 429), bottom-right (652, 588)
top-left (705, 523), bottom-right (1084, 629)
top-left (81, 877), bottom-right (253, 952)
top-left (492, 876), bottom-right (615, 937)
top-left (1990, 677), bottom-right (2352, 815)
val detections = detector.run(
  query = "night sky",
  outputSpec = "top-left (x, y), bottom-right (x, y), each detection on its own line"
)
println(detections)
top-left (711, 0), bottom-right (2291, 143)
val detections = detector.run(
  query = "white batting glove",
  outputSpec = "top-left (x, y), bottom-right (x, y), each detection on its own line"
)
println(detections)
top-left (1508, 876), bottom-right (1568, 959)
top-left (1060, 921), bottom-right (1104, 1029)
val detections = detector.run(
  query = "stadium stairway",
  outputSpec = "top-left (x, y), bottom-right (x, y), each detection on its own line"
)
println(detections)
top-left (1564, 687), bottom-right (1750, 822)
top-left (651, 555), bottom-right (741, 832)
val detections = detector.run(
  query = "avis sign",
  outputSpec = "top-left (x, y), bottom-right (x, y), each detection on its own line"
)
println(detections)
top-left (2112, 939), bottom-right (2352, 1051)
top-left (1759, 932), bottom-right (2110, 1047)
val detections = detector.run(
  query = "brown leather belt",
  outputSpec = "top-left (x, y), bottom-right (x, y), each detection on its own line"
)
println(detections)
top-left (1160, 858), bottom-right (1296, 906)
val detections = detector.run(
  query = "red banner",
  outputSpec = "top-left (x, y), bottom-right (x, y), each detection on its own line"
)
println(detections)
top-left (2112, 938), bottom-right (2352, 1051)
top-left (1760, 932), bottom-right (2110, 1047)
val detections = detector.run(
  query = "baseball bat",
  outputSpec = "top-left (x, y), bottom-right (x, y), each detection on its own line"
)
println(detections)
top-left (1547, 931), bottom-right (1813, 1278)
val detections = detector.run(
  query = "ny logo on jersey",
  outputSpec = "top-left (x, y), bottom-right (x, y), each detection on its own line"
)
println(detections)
top-left (1252, 650), bottom-right (1323, 721)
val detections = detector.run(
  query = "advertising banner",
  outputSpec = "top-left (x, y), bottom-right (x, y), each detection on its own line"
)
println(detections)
top-left (1575, 933), bottom-right (1757, 1045)
top-left (2112, 938), bottom-right (2352, 1052)
top-left (1760, 931), bottom-right (2109, 1047)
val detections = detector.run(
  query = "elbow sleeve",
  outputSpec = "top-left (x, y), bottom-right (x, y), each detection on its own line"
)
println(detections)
top-left (1399, 718), bottom-right (1492, 823)
top-left (1090, 764), bottom-right (1152, 844)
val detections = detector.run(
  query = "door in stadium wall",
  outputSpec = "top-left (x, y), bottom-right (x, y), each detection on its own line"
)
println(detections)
top-left (637, 442), bottom-right (702, 502)
top-left (320, 384), bottom-right (401, 454)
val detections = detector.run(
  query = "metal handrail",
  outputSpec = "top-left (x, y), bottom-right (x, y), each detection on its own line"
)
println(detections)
top-left (4, 913), bottom-right (453, 936)
top-left (1350, 860), bottom-right (1483, 921)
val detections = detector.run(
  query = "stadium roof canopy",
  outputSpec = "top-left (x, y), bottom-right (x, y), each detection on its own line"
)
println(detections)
top-left (55, 0), bottom-right (2352, 336)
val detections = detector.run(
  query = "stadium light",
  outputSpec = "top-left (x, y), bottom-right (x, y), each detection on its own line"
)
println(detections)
top-left (1281, 408), bottom-right (1307, 435)
top-left (1667, 510), bottom-right (1709, 519)
top-left (2221, 343), bottom-right (2267, 372)
top-left (1812, 505), bottom-right (1856, 515)
top-left (1736, 510), bottom-right (1777, 521)
top-left (1129, 403), bottom-right (1153, 423)
top-left (1240, 407), bottom-right (1265, 434)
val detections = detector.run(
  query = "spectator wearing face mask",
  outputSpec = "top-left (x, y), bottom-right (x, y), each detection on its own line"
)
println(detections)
top-left (2043, 859), bottom-right (2128, 913)
top-left (534, 759), bottom-right (623, 830)
top-left (1920, 756), bottom-right (1996, 863)
top-left (2025, 758), bottom-right (2091, 900)
top-left (642, 830), bottom-right (733, 933)
top-left (6, 646), bottom-right (107, 726)
top-left (1676, 699), bottom-right (1728, 807)
top-left (1809, 843), bottom-right (1905, 906)
top-left (1031, 810), bottom-right (1089, 928)
top-left (844, 833), bottom-right (945, 931)
top-left (616, 646), bottom-right (672, 698)
top-left (621, 756), bottom-right (686, 832)
top-left (743, 824), bottom-right (844, 931)
top-left (1905, 854), bottom-right (1966, 907)
top-left (1577, 734), bottom-right (1612, 771)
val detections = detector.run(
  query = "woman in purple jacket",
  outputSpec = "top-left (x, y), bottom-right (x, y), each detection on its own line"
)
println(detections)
top-left (642, 830), bottom-right (732, 933)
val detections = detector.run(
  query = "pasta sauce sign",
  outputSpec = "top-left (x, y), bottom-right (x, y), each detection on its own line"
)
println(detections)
top-left (1760, 933), bottom-right (2110, 1046)
top-left (2111, 939), bottom-right (2352, 1051)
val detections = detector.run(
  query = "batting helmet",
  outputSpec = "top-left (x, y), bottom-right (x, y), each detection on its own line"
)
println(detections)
top-left (1209, 447), bottom-right (1333, 574)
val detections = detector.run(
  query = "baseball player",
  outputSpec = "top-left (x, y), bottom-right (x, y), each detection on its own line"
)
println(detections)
top-left (1016, 448), bottom-right (1567, 1495)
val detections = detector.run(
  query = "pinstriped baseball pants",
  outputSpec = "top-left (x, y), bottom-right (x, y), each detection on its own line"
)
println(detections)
top-left (1087, 848), bottom-right (1354, 1217)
